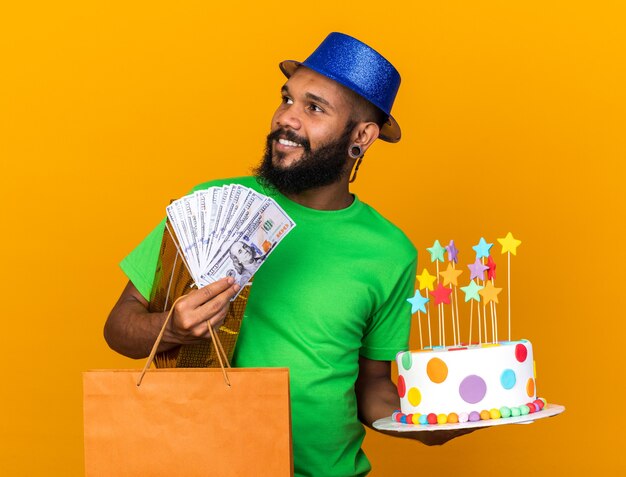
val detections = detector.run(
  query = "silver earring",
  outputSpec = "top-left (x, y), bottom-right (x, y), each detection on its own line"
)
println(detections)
top-left (348, 144), bottom-right (362, 159)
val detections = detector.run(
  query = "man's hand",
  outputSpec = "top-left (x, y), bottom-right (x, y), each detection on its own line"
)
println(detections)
top-left (104, 277), bottom-right (240, 359)
top-left (378, 426), bottom-right (479, 446)
top-left (167, 278), bottom-right (241, 343)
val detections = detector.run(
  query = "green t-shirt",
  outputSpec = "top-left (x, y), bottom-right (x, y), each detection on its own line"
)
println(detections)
top-left (120, 176), bottom-right (417, 477)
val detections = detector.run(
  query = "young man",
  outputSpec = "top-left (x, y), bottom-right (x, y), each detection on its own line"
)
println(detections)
top-left (105, 33), bottom-right (468, 477)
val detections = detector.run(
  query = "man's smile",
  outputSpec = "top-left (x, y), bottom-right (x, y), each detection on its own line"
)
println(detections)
top-left (277, 138), bottom-right (303, 148)
top-left (273, 132), bottom-right (307, 155)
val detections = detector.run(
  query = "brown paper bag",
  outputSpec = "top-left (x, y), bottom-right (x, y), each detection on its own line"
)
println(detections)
top-left (83, 367), bottom-right (292, 476)
top-left (85, 242), bottom-right (293, 476)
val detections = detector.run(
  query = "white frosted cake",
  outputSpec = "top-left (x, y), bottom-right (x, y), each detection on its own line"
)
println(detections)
top-left (394, 340), bottom-right (545, 425)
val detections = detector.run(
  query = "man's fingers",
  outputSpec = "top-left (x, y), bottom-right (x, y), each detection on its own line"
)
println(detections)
top-left (186, 277), bottom-right (236, 308)
top-left (187, 307), bottom-right (229, 339)
top-left (171, 278), bottom-right (239, 336)
top-left (174, 280), bottom-right (239, 333)
top-left (205, 307), bottom-right (229, 336)
top-left (196, 281), bottom-right (239, 320)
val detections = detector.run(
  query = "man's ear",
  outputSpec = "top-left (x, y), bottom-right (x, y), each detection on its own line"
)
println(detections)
top-left (352, 122), bottom-right (380, 155)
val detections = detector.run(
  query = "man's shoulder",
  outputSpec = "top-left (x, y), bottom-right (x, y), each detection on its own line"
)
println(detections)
top-left (190, 176), bottom-right (263, 192)
top-left (357, 201), bottom-right (417, 260)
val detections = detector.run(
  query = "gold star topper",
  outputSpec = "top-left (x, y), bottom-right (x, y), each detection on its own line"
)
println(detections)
top-left (439, 263), bottom-right (463, 286)
top-left (478, 281), bottom-right (503, 304)
top-left (497, 232), bottom-right (522, 255)
top-left (416, 268), bottom-right (437, 291)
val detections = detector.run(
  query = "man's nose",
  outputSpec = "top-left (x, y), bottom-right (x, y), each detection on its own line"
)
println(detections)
top-left (274, 106), bottom-right (302, 130)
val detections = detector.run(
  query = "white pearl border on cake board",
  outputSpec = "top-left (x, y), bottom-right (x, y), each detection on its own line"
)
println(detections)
top-left (373, 403), bottom-right (565, 432)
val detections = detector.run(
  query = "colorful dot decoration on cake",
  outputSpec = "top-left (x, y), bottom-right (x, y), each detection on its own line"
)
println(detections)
top-left (391, 398), bottom-right (547, 427)
top-left (397, 375), bottom-right (406, 398)
top-left (500, 369), bottom-right (517, 389)
top-left (395, 338), bottom-right (538, 420)
top-left (408, 387), bottom-right (422, 406)
top-left (459, 375), bottom-right (487, 404)
top-left (426, 358), bottom-right (448, 383)
top-left (401, 352), bottom-right (412, 371)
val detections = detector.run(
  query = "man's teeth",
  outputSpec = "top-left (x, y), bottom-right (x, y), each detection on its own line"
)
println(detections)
top-left (278, 138), bottom-right (302, 147)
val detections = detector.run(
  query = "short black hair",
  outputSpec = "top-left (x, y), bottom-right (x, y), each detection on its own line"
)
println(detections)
top-left (344, 87), bottom-right (389, 129)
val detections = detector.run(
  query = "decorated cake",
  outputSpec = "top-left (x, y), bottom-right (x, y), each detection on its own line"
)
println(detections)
top-left (394, 234), bottom-right (548, 426)
top-left (394, 340), bottom-right (544, 425)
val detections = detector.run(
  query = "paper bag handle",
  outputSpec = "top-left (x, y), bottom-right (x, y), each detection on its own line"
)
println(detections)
top-left (137, 294), bottom-right (232, 387)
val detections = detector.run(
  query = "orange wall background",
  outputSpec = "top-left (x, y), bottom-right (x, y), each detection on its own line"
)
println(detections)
top-left (1, 1), bottom-right (624, 475)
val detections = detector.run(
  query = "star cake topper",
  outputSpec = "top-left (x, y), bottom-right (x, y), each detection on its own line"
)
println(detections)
top-left (445, 240), bottom-right (459, 263)
top-left (416, 268), bottom-right (437, 291)
top-left (468, 259), bottom-right (489, 281)
top-left (439, 263), bottom-right (463, 286)
top-left (472, 237), bottom-right (493, 259)
top-left (487, 255), bottom-right (496, 280)
top-left (497, 232), bottom-right (522, 255)
top-left (407, 289), bottom-right (430, 314)
top-left (430, 283), bottom-right (453, 305)
top-left (478, 280), bottom-right (502, 304)
top-left (460, 280), bottom-right (484, 302)
top-left (427, 240), bottom-right (446, 263)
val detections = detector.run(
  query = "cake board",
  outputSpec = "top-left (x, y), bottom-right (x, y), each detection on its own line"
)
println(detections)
top-left (373, 403), bottom-right (565, 432)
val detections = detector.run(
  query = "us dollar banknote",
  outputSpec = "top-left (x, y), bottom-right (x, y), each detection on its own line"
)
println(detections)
top-left (166, 185), bottom-right (295, 292)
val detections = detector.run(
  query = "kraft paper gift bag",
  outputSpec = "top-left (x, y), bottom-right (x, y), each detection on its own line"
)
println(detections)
top-left (83, 367), bottom-right (292, 477)
top-left (84, 279), bottom-right (292, 476)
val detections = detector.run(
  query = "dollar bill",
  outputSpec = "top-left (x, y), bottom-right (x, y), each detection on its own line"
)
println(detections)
top-left (201, 197), bottom-right (295, 287)
top-left (166, 185), bottom-right (295, 290)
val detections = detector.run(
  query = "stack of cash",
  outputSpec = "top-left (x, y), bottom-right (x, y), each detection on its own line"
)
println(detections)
top-left (166, 184), bottom-right (295, 289)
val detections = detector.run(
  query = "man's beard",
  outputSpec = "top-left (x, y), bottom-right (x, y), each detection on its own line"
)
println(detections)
top-left (254, 122), bottom-right (355, 195)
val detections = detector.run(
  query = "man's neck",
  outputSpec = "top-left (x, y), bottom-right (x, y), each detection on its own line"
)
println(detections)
top-left (283, 180), bottom-right (354, 211)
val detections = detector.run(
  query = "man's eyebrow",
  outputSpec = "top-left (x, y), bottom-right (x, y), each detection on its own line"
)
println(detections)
top-left (305, 92), bottom-right (332, 109)
top-left (280, 85), bottom-right (334, 110)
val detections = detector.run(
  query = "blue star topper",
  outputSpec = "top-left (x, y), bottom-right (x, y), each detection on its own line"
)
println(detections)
top-left (472, 237), bottom-right (494, 259)
top-left (407, 289), bottom-right (430, 314)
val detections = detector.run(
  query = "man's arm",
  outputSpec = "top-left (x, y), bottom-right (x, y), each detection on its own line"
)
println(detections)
top-left (104, 277), bottom-right (240, 359)
top-left (355, 356), bottom-right (477, 446)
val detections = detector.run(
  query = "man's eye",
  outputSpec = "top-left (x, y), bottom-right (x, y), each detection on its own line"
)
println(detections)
top-left (282, 96), bottom-right (293, 105)
top-left (309, 104), bottom-right (323, 112)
